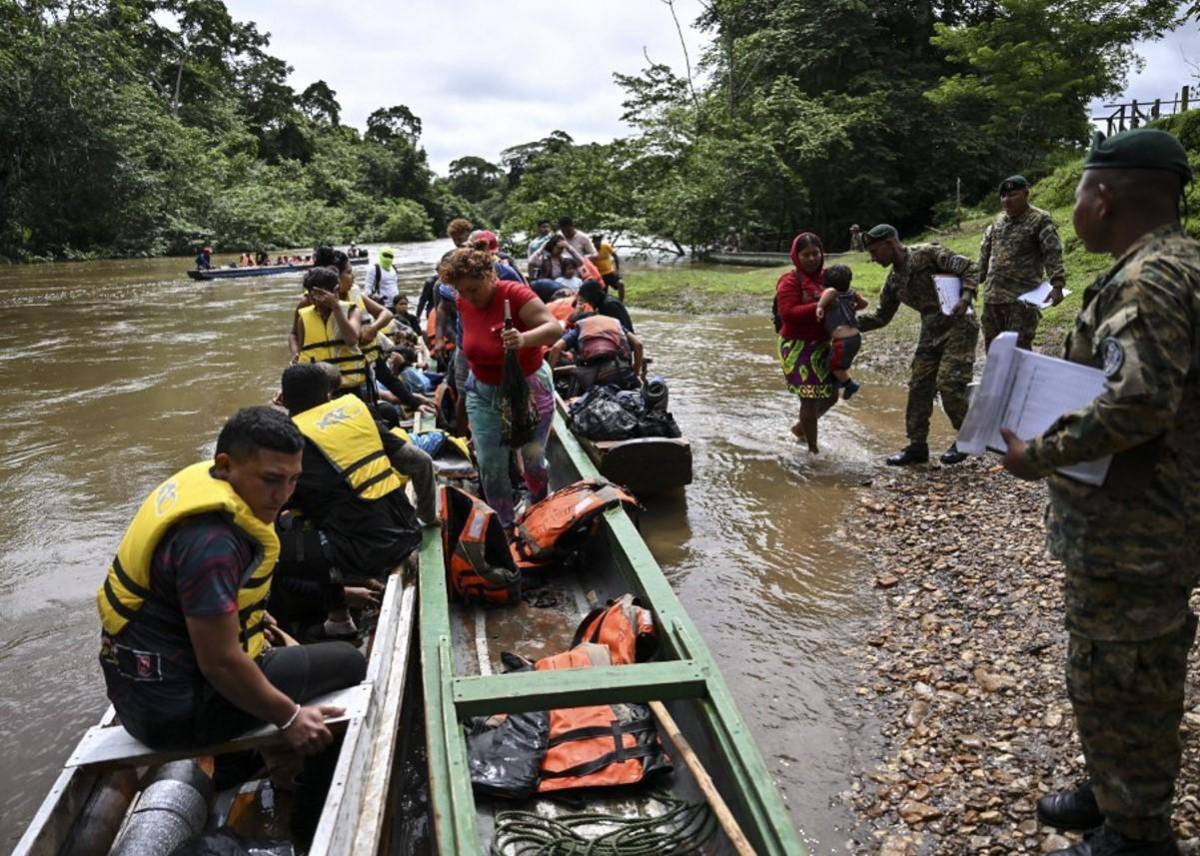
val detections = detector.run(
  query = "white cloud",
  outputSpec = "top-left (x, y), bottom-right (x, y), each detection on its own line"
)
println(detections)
top-left (223, 1), bottom-right (1200, 171)
top-left (223, 0), bottom-right (709, 172)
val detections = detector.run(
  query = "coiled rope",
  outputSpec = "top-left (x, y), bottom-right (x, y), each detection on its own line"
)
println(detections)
top-left (491, 794), bottom-right (717, 855)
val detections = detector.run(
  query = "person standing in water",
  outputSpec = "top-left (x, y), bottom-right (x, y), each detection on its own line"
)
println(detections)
top-left (773, 232), bottom-right (837, 453)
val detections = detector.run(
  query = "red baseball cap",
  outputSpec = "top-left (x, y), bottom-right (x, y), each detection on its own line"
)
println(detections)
top-left (469, 229), bottom-right (499, 252)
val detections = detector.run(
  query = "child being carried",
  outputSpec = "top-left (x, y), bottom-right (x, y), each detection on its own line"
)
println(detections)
top-left (815, 264), bottom-right (868, 400)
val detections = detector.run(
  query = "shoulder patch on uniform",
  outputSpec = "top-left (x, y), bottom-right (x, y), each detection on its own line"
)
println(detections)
top-left (1101, 337), bottom-right (1124, 378)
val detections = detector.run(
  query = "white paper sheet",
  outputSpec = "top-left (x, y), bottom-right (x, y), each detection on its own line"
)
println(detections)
top-left (957, 333), bottom-right (1111, 486)
top-left (934, 275), bottom-right (962, 316)
top-left (1018, 281), bottom-right (1071, 309)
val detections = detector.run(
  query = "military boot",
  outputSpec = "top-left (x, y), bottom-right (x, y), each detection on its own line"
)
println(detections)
top-left (1047, 824), bottom-right (1180, 855)
top-left (939, 442), bottom-right (968, 465)
top-left (1037, 783), bottom-right (1102, 831)
top-left (885, 444), bottom-right (929, 466)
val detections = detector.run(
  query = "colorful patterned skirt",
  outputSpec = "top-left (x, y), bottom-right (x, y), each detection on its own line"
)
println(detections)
top-left (778, 335), bottom-right (835, 400)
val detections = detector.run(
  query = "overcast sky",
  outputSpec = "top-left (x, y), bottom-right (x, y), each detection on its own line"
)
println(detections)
top-left (222, 0), bottom-right (1199, 174)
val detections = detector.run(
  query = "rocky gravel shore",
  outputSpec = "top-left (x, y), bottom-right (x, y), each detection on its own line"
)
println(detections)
top-left (837, 458), bottom-right (1200, 855)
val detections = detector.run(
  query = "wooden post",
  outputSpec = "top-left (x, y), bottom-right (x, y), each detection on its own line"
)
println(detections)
top-left (1183, 85), bottom-right (1191, 113)
top-left (1118, 104), bottom-right (1126, 133)
top-left (1131, 99), bottom-right (1141, 129)
top-left (1153, 98), bottom-right (1161, 119)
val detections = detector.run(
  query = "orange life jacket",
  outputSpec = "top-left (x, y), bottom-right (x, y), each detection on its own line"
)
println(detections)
top-left (571, 593), bottom-right (656, 666)
top-left (510, 480), bottom-right (638, 569)
top-left (579, 257), bottom-right (605, 286)
top-left (440, 484), bottom-right (520, 604)
top-left (547, 296), bottom-right (577, 327)
top-left (575, 314), bottom-right (629, 364)
top-left (534, 643), bottom-right (671, 792)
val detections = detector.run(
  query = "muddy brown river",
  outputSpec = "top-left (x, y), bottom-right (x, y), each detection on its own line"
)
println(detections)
top-left (0, 244), bottom-right (955, 853)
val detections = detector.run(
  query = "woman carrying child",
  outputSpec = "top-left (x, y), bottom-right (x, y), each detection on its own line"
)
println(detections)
top-left (773, 232), bottom-right (837, 453)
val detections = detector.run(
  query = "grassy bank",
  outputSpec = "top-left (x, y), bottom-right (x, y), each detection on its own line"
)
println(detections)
top-left (625, 202), bottom-right (1110, 355)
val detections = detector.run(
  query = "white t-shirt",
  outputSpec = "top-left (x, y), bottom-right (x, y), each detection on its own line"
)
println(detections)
top-left (367, 262), bottom-right (399, 303)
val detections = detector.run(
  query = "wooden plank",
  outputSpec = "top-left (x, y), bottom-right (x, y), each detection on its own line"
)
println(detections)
top-left (451, 660), bottom-right (708, 717)
top-left (66, 683), bottom-right (371, 770)
top-left (310, 571), bottom-right (412, 856)
top-left (349, 577), bottom-right (418, 856)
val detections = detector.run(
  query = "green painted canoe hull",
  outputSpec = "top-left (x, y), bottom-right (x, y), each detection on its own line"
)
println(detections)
top-left (418, 405), bottom-right (804, 854)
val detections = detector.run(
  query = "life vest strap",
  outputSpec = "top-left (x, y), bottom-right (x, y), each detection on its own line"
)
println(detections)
top-left (341, 448), bottom-right (388, 479)
top-left (238, 596), bottom-right (268, 622)
top-left (103, 577), bottom-right (189, 637)
top-left (353, 466), bottom-right (396, 496)
top-left (541, 718), bottom-right (659, 780)
top-left (547, 717), bottom-right (656, 748)
top-left (110, 555), bottom-right (152, 602)
top-left (300, 339), bottom-right (343, 353)
top-left (239, 616), bottom-right (269, 647)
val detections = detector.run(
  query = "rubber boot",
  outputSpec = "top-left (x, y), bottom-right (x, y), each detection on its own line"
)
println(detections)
top-left (939, 441), bottom-right (968, 465)
top-left (1047, 824), bottom-right (1180, 856)
top-left (886, 444), bottom-right (929, 466)
top-left (1037, 783), bottom-right (1103, 832)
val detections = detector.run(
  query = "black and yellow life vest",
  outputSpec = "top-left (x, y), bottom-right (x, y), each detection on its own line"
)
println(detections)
top-left (292, 395), bottom-right (402, 501)
top-left (351, 293), bottom-right (384, 363)
top-left (96, 462), bottom-right (278, 659)
top-left (298, 303), bottom-right (368, 389)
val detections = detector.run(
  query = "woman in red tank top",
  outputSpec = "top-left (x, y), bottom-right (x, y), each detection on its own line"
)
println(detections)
top-left (437, 248), bottom-right (563, 526)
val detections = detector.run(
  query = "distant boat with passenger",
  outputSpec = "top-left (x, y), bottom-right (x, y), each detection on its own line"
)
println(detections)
top-left (187, 257), bottom-right (369, 281)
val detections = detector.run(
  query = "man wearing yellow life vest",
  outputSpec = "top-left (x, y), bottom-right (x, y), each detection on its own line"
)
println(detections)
top-left (97, 406), bottom-right (366, 753)
top-left (290, 267), bottom-right (369, 398)
top-left (273, 363), bottom-right (428, 638)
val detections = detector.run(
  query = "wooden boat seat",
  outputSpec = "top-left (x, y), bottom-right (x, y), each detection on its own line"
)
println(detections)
top-left (65, 682), bottom-right (372, 771)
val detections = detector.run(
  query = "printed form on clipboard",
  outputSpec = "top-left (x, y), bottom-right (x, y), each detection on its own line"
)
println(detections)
top-left (957, 332), bottom-right (1112, 486)
top-left (933, 275), bottom-right (973, 316)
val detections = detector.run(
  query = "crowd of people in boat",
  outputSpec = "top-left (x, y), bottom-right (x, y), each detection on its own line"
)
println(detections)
top-left (96, 214), bottom-right (643, 845)
top-left (193, 243), bottom-right (370, 270)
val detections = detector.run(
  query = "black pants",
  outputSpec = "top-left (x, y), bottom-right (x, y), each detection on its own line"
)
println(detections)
top-left (109, 641), bottom-right (365, 749)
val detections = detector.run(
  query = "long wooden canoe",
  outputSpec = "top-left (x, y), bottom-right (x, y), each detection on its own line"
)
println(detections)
top-left (699, 250), bottom-right (791, 267)
top-left (187, 257), bottom-right (369, 280)
top-left (418, 404), bottom-right (803, 854)
top-left (13, 565), bottom-right (418, 856)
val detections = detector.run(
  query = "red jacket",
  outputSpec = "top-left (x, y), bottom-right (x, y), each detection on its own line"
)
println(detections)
top-left (774, 234), bottom-right (826, 342)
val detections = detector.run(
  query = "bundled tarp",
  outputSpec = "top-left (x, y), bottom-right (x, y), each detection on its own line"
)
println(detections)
top-left (567, 386), bottom-right (682, 442)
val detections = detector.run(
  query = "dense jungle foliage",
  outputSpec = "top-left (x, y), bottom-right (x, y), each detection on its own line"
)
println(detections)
top-left (0, 0), bottom-right (482, 260)
top-left (0, 0), bottom-right (1193, 260)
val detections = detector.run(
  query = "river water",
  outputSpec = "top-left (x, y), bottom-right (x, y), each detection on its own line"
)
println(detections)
top-left (0, 242), bottom-right (953, 853)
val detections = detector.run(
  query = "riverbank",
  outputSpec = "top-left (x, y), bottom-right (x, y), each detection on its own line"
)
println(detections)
top-left (836, 460), bottom-right (1200, 855)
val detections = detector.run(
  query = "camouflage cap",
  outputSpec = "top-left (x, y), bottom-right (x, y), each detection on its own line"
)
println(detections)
top-left (1084, 129), bottom-right (1192, 182)
top-left (863, 224), bottom-right (898, 245)
top-left (998, 175), bottom-right (1029, 193)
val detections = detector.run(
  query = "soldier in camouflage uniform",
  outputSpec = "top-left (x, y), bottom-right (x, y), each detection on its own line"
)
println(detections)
top-left (1001, 128), bottom-right (1200, 856)
top-left (979, 174), bottom-right (1068, 350)
top-left (858, 224), bottom-right (979, 465)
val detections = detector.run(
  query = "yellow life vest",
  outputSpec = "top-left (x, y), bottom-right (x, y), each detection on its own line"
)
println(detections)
top-left (298, 304), bottom-right (368, 389)
top-left (351, 293), bottom-right (383, 362)
top-left (293, 395), bottom-right (402, 501)
top-left (97, 462), bottom-right (278, 659)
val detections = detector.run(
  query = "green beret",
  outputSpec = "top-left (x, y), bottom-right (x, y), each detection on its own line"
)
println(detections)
top-left (998, 175), bottom-right (1029, 193)
top-left (863, 224), bottom-right (898, 245)
top-left (1084, 129), bottom-right (1192, 182)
